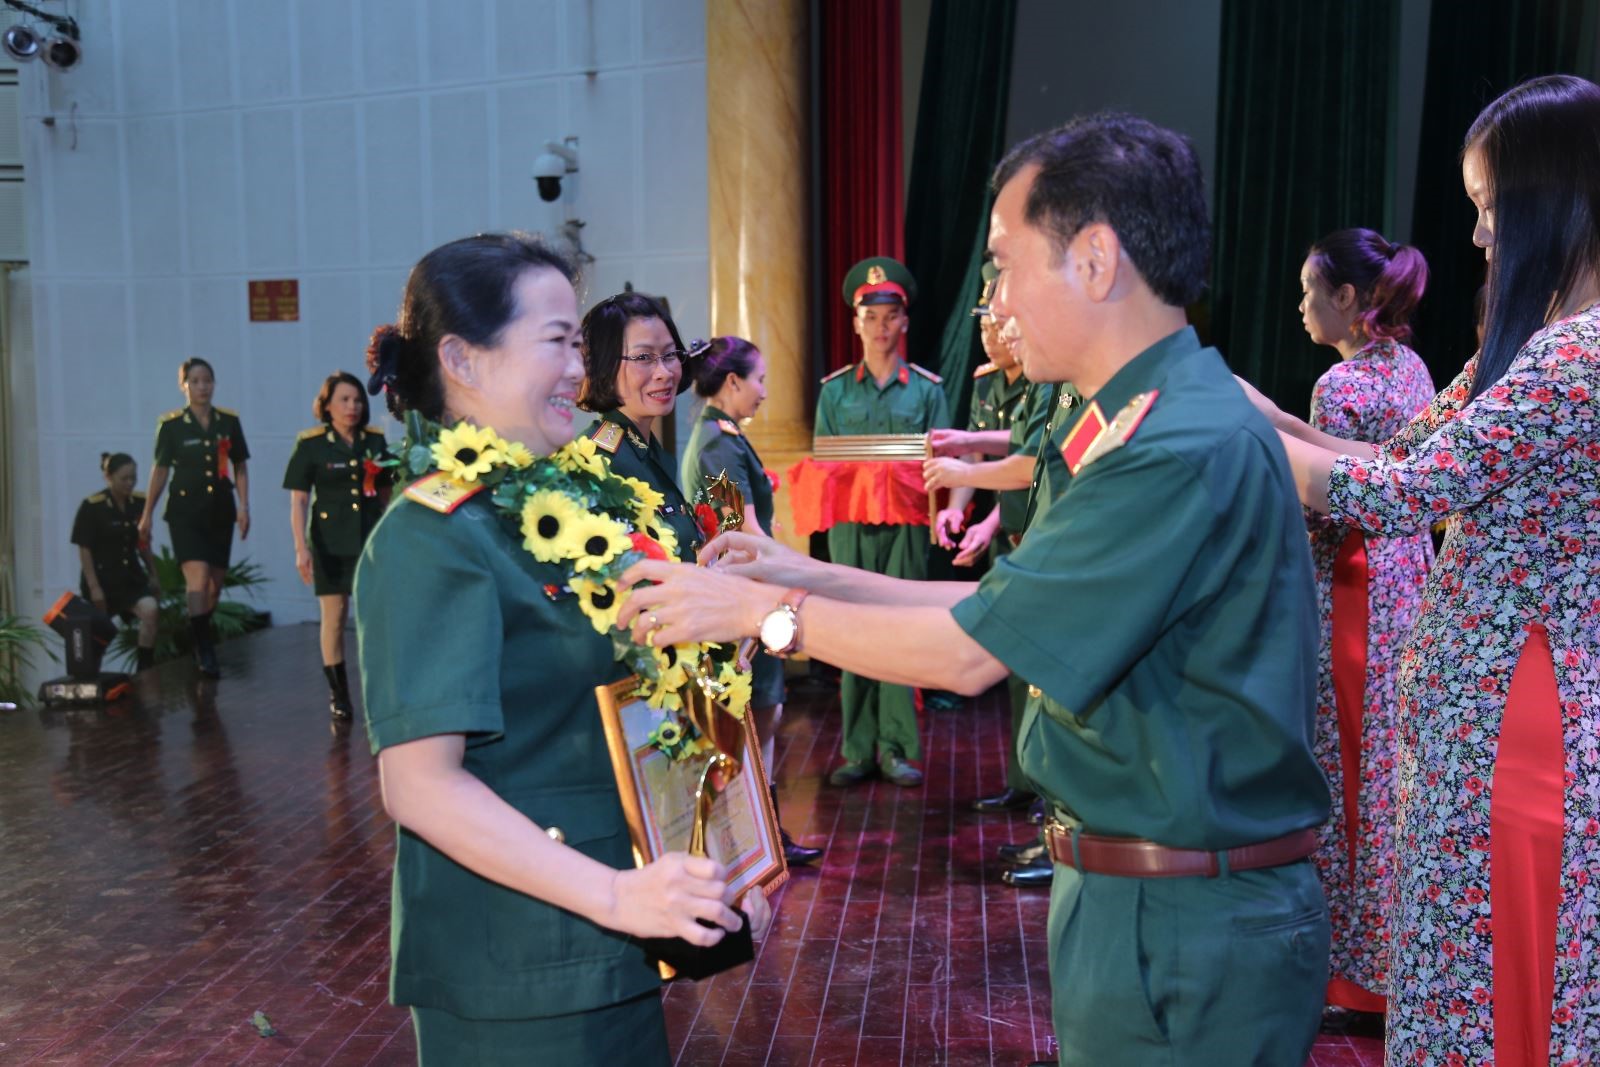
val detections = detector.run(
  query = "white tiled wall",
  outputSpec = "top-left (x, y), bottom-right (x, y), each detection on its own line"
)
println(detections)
top-left (12, 0), bottom-right (709, 628)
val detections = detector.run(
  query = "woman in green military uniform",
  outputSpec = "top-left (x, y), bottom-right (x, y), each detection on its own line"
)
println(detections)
top-left (577, 292), bottom-right (702, 562)
top-left (356, 233), bottom-right (768, 1066)
top-left (284, 371), bottom-right (391, 721)
top-left (681, 335), bottom-right (822, 868)
top-left (137, 358), bottom-right (250, 678)
top-left (72, 453), bottom-right (162, 671)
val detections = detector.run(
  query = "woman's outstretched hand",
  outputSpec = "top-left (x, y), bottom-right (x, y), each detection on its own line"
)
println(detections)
top-left (1234, 374), bottom-right (1283, 425)
top-left (618, 559), bottom-right (774, 649)
top-left (605, 853), bottom-right (742, 946)
top-left (697, 530), bottom-right (821, 588)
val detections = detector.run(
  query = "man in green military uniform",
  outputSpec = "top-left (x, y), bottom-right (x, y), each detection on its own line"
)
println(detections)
top-left (814, 256), bottom-right (949, 788)
top-left (620, 113), bottom-right (1331, 1065)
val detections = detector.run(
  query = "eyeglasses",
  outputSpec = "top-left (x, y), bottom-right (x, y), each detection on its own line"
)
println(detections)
top-left (619, 350), bottom-right (685, 369)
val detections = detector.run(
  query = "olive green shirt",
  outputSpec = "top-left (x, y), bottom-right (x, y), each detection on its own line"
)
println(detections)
top-left (152, 406), bottom-right (249, 520)
top-left (355, 491), bottom-right (657, 1020)
top-left (585, 410), bottom-right (700, 562)
top-left (679, 406), bottom-right (774, 534)
top-left (814, 357), bottom-right (950, 437)
top-left (952, 327), bottom-right (1328, 850)
top-left (282, 425), bottom-right (391, 557)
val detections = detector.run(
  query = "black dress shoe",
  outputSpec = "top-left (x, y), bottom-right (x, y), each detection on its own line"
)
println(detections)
top-left (1002, 853), bottom-right (1053, 887)
top-left (1028, 798), bottom-right (1046, 825)
top-left (998, 839), bottom-right (1046, 865)
top-left (971, 787), bottom-right (1038, 814)
top-left (782, 830), bottom-right (823, 867)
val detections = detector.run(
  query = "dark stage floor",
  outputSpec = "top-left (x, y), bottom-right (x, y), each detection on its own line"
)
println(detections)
top-left (0, 624), bottom-right (1380, 1066)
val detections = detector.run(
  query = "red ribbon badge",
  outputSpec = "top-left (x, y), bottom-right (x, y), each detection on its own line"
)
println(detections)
top-left (216, 436), bottom-right (232, 480)
top-left (764, 467), bottom-right (780, 492)
top-left (694, 503), bottom-right (720, 541)
top-left (362, 459), bottom-right (382, 497)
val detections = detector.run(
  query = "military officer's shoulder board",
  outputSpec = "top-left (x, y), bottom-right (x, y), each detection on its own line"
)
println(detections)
top-left (159, 408), bottom-right (185, 424)
top-left (86, 490), bottom-right (108, 504)
top-left (131, 491), bottom-right (146, 502)
top-left (716, 419), bottom-right (741, 437)
top-left (214, 406), bottom-right (240, 418)
top-left (972, 362), bottom-right (1000, 379)
top-left (1060, 390), bottom-right (1160, 476)
top-left (819, 364), bottom-right (853, 385)
top-left (364, 425), bottom-right (385, 436)
top-left (910, 364), bottom-right (943, 384)
top-left (297, 425), bottom-right (327, 442)
top-left (402, 471), bottom-right (486, 514)
top-left (591, 421), bottom-right (624, 454)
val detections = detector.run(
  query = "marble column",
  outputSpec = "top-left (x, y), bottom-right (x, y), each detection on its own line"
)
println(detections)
top-left (707, 0), bottom-right (810, 550)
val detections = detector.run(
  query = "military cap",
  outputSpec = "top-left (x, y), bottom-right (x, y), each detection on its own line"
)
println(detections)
top-left (842, 256), bottom-right (918, 309)
top-left (971, 261), bottom-right (999, 318)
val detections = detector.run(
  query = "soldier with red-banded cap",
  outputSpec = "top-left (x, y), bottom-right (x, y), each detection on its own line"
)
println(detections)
top-left (813, 256), bottom-right (949, 788)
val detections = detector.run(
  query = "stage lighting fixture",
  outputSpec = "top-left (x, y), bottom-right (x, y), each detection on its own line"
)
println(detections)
top-left (37, 592), bottom-right (129, 706)
top-left (2, 24), bottom-right (39, 61)
top-left (40, 33), bottom-right (77, 70)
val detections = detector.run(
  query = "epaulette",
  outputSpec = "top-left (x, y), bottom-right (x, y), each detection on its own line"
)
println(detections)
top-left (716, 419), bottom-right (741, 436)
top-left (910, 364), bottom-right (943, 384)
top-left (87, 490), bottom-right (108, 504)
top-left (159, 409), bottom-right (185, 423)
top-left (820, 364), bottom-right (854, 385)
top-left (1061, 390), bottom-right (1160, 476)
top-left (364, 425), bottom-right (385, 436)
top-left (297, 426), bottom-right (327, 442)
top-left (131, 491), bottom-right (146, 501)
top-left (402, 472), bottom-right (486, 514)
top-left (214, 406), bottom-right (239, 417)
top-left (972, 362), bottom-right (1000, 379)
top-left (591, 421), bottom-right (624, 454)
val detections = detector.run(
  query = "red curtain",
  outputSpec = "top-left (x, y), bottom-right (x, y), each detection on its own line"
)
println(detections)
top-left (819, 0), bottom-right (904, 377)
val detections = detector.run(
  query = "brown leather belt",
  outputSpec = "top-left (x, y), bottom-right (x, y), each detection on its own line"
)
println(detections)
top-left (1044, 819), bottom-right (1319, 879)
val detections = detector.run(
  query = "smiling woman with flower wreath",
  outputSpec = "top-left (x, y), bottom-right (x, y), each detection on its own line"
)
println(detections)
top-left (354, 232), bottom-right (770, 1067)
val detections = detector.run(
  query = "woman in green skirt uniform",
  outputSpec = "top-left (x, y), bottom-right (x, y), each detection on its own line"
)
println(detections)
top-left (72, 453), bottom-right (162, 671)
top-left (577, 293), bottom-right (702, 562)
top-left (680, 335), bottom-right (822, 867)
top-left (137, 358), bottom-right (250, 678)
top-left (284, 371), bottom-right (391, 720)
top-left (356, 233), bottom-right (769, 1066)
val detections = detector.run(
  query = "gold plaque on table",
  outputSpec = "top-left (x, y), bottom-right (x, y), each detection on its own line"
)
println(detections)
top-left (810, 434), bottom-right (940, 541)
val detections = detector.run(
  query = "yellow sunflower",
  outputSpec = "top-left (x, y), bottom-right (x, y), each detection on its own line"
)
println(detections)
top-left (571, 576), bottom-right (624, 634)
top-left (648, 643), bottom-right (691, 701)
top-left (520, 490), bottom-right (589, 563)
top-left (432, 422), bottom-right (503, 482)
top-left (569, 512), bottom-right (632, 573)
top-left (501, 440), bottom-right (536, 469)
top-left (716, 661), bottom-right (753, 718)
top-left (554, 435), bottom-right (607, 477)
top-left (652, 718), bottom-right (684, 747)
top-left (645, 520), bottom-right (679, 561)
top-left (621, 477), bottom-right (665, 525)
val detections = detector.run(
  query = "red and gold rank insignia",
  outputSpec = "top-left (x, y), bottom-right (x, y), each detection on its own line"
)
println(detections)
top-left (402, 471), bottom-right (486, 514)
top-left (591, 422), bottom-right (624, 453)
top-left (716, 419), bottom-right (741, 436)
top-left (1060, 390), bottom-right (1159, 476)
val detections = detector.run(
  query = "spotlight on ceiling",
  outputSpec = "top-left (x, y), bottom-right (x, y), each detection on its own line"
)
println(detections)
top-left (40, 33), bottom-right (77, 70)
top-left (2, 24), bottom-right (39, 61)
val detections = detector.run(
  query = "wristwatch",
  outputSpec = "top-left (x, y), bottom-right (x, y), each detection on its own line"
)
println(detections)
top-left (758, 588), bottom-right (809, 657)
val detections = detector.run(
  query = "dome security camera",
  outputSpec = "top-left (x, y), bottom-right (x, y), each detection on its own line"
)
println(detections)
top-left (532, 138), bottom-right (578, 203)
top-left (2, 25), bottom-right (40, 61)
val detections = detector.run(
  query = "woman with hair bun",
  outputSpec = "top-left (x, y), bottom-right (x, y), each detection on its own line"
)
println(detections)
top-left (356, 234), bottom-right (769, 1065)
top-left (1295, 227), bottom-right (1435, 1031)
top-left (680, 336), bottom-right (822, 868)
top-left (1247, 75), bottom-right (1600, 1063)
top-left (72, 453), bottom-right (162, 671)
top-left (283, 371), bottom-right (390, 721)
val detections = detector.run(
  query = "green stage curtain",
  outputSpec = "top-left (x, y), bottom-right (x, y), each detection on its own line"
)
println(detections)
top-left (1408, 0), bottom-right (1600, 387)
top-left (903, 0), bottom-right (1017, 427)
top-left (1211, 0), bottom-right (1400, 415)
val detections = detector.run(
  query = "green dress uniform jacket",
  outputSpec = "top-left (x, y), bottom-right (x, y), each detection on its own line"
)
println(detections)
top-left (354, 489), bottom-right (665, 1060)
top-left (951, 328), bottom-right (1331, 1065)
top-left (153, 406), bottom-right (250, 567)
top-left (964, 363), bottom-right (1028, 534)
top-left (585, 411), bottom-right (699, 563)
top-left (71, 490), bottom-right (152, 616)
top-left (282, 424), bottom-right (391, 595)
top-left (815, 358), bottom-right (950, 763)
top-left (680, 405), bottom-right (783, 709)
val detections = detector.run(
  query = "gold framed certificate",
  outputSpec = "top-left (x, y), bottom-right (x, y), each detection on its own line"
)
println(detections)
top-left (595, 677), bottom-right (789, 904)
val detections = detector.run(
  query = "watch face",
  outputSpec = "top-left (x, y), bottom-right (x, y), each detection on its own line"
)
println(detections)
top-left (760, 608), bottom-right (796, 652)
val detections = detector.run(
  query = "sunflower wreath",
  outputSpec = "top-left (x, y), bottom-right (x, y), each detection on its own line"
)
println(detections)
top-left (387, 411), bottom-right (752, 760)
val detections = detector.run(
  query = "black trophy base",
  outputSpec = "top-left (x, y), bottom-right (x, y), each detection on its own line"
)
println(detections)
top-left (39, 673), bottom-right (132, 707)
top-left (642, 910), bottom-right (754, 981)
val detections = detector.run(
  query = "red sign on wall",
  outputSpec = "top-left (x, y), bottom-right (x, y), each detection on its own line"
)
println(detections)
top-left (248, 279), bottom-right (299, 322)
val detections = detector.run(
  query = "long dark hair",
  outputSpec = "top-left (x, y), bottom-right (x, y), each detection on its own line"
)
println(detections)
top-left (1465, 74), bottom-right (1600, 400)
top-left (687, 336), bottom-right (761, 398)
top-left (1307, 229), bottom-right (1428, 343)
top-left (577, 292), bottom-right (688, 412)
top-left (365, 233), bottom-right (578, 420)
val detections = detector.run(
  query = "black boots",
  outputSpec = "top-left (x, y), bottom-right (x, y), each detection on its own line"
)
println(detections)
top-left (324, 662), bottom-right (353, 720)
top-left (189, 613), bottom-right (220, 678)
top-left (136, 647), bottom-right (155, 672)
top-left (770, 784), bottom-right (822, 867)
